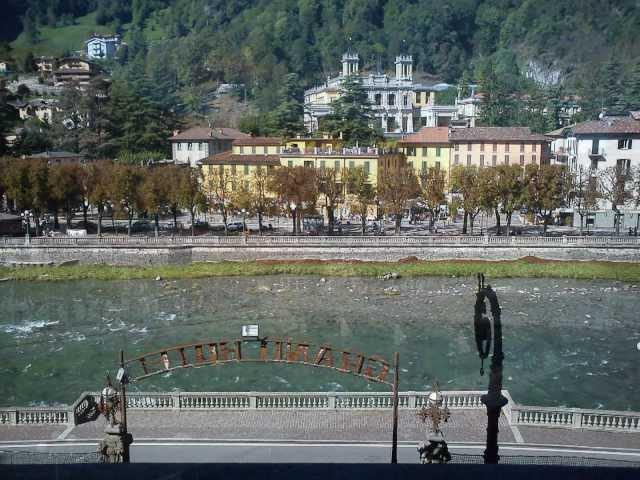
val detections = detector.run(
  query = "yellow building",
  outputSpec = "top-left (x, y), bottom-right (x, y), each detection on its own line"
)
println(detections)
top-left (397, 127), bottom-right (451, 181)
top-left (449, 127), bottom-right (550, 168)
top-left (200, 137), bottom-right (283, 195)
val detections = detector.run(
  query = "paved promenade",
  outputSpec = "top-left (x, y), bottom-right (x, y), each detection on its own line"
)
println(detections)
top-left (2, 409), bottom-right (639, 450)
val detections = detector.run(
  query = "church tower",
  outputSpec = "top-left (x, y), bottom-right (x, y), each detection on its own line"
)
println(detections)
top-left (342, 52), bottom-right (359, 76)
top-left (395, 54), bottom-right (413, 81)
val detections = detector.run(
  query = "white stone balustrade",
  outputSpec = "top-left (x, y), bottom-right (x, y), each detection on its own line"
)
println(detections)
top-left (2, 391), bottom-right (639, 434)
top-left (2, 235), bottom-right (640, 247)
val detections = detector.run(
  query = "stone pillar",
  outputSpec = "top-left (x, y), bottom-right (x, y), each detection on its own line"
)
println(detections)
top-left (98, 424), bottom-right (133, 464)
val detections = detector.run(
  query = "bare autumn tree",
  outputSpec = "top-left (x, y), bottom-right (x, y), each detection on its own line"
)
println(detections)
top-left (142, 165), bottom-right (172, 236)
top-left (109, 163), bottom-right (145, 236)
top-left (269, 165), bottom-right (317, 235)
top-left (522, 164), bottom-right (568, 234)
top-left (315, 166), bottom-right (343, 233)
top-left (205, 165), bottom-right (236, 235)
top-left (451, 165), bottom-right (482, 234)
top-left (232, 166), bottom-right (275, 234)
top-left (179, 167), bottom-right (207, 236)
top-left (572, 166), bottom-right (600, 234)
top-left (49, 163), bottom-right (84, 230)
top-left (378, 164), bottom-right (419, 234)
top-left (598, 163), bottom-right (635, 235)
top-left (85, 161), bottom-right (112, 237)
top-left (418, 167), bottom-right (446, 232)
top-left (495, 165), bottom-right (525, 236)
top-left (345, 165), bottom-right (376, 235)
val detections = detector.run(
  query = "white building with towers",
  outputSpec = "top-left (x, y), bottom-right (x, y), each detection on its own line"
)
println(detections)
top-left (304, 51), bottom-right (479, 137)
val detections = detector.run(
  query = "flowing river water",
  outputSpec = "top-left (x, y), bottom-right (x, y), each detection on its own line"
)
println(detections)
top-left (1, 276), bottom-right (638, 410)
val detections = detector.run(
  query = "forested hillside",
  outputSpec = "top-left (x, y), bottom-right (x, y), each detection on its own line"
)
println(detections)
top-left (2, 1), bottom-right (640, 119)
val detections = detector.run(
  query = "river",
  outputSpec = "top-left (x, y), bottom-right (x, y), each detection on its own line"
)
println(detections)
top-left (1, 276), bottom-right (638, 410)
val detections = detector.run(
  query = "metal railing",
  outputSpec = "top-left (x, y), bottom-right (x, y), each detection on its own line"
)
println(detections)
top-left (2, 390), bottom-right (639, 433)
top-left (2, 235), bottom-right (640, 248)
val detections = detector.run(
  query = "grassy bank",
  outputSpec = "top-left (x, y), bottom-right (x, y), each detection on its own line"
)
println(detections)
top-left (1, 258), bottom-right (639, 283)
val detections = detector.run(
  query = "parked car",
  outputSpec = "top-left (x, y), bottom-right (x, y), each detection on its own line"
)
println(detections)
top-left (226, 222), bottom-right (244, 232)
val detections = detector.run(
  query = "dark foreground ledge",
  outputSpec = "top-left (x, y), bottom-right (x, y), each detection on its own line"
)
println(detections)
top-left (1, 463), bottom-right (639, 480)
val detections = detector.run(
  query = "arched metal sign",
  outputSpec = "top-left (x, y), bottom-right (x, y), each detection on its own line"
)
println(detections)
top-left (124, 338), bottom-right (394, 386)
top-left (120, 338), bottom-right (400, 463)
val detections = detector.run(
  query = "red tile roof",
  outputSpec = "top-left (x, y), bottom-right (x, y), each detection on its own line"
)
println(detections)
top-left (232, 136), bottom-right (283, 146)
top-left (397, 127), bottom-right (450, 145)
top-left (200, 151), bottom-right (281, 166)
top-left (570, 117), bottom-right (640, 135)
top-left (449, 127), bottom-right (548, 142)
top-left (170, 127), bottom-right (250, 141)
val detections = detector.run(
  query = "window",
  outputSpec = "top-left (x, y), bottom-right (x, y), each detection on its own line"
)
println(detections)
top-left (402, 117), bottom-right (408, 132)
top-left (408, 147), bottom-right (416, 156)
top-left (387, 117), bottom-right (395, 132)
top-left (480, 154), bottom-right (484, 167)
top-left (532, 144), bottom-right (537, 153)
top-left (239, 146), bottom-right (244, 154)
top-left (422, 147), bottom-right (427, 157)
top-left (505, 144), bottom-right (510, 153)
top-left (199, 143), bottom-right (204, 151)
top-left (349, 160), bottom-right (355, 169)
top-left (388, 94), bottom-right (395, 106)
top-left (435, 161), bottom-right (440, 170)
top-left (403, 95), bottom-right (408, 107)
top-left (422, 161), bottom-right (427, 172)
top-left (480, 143), bottom-right (485, 152)
top-left (532, 155), bottom-right (537, 164)
top-left (618, 139), bottom-right (633, 149)
top-left (504, 155), bottom-right (509, 165)
top-left (492, 155), bottom-right (497, 166)
top-left (617, 158), bottom-right (631, 174)
top-left (251, 146), bottom-right (256, 154)
top-left (320, 160), bottom-right (326, 169)
top-left (467, 143), bottom-right (472, 151)
top-left (188, 142), bottom-right (193, 151)
top-left (177, 143), bottom-right (182, 151)
top-left (466, 155), bottom-right (471, 167)
top-left (364, 161), bottom-right (370, 175)
top-left (520, 155), bottom-right (525, 166)
top-left (244, 165), bottom-right (249, 175)
top-left (288, 160), bottom-right (293, 167)
top-left (520, 143), bottom-right (525, 152)
top-left (304, 161), bottom-right (313, 168)
top-left (454, 154), bottom-right (459, 165)
top-left (276, 146), bottom-right (281, 154)
top-left (335, 160), bottom-right (341, 170)
top-left (492, 143), bottom-right (497, 152)
top-left (421, 117), bottom-right (427, 127)
top-left (454, 144), bottom-right (459, 151)
top-left (436, 147), bottom-right (441, 157)
top-left (375, 93), bottom-right (382, 105)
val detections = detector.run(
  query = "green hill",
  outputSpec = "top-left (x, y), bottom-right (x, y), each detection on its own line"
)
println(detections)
top-left (10, 12), bottom-right (114, 58)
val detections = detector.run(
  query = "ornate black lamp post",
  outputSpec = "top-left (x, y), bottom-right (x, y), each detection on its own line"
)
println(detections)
top-left (474, 273), bottom-right (508, 464)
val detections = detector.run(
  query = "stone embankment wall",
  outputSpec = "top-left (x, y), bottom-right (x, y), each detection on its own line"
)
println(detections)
top-left (1, 244), bottom-right (639, 266)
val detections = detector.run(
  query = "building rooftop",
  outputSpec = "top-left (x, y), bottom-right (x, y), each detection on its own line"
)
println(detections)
top-left (570, 116), bottom-right (640, 135)
top-left (200, 151), bottom-right (280, 166)
top-left (397, 127), bottom-right (450, 145)
top-left (232, 136), bottom-right (283, 146)
top-left (449, 127), bottom-right (548, 142)
top-left (170, 127), bottom-right (250, 141)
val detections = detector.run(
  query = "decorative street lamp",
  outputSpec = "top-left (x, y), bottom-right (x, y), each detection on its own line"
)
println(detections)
top-left (474, 273), bottom-right (508, 464)
top-left (21, 210), bottom-right (33, 245)
top-left (417, 382), bottom-right (452, 464)
top-left (241, 208), bottom-right (247, 234)
top-left (290, 202), bottom-right (297, 236)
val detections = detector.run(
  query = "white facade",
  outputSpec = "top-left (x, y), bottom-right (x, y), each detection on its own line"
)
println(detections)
top-left (86, 35), bottom-right (121, 60)
top-left (548, 115), bottom-right (640, 230)
top-left (172, 141), bottom-right (213, 167)
top-left (304, 52), bottom-right (478, 137)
